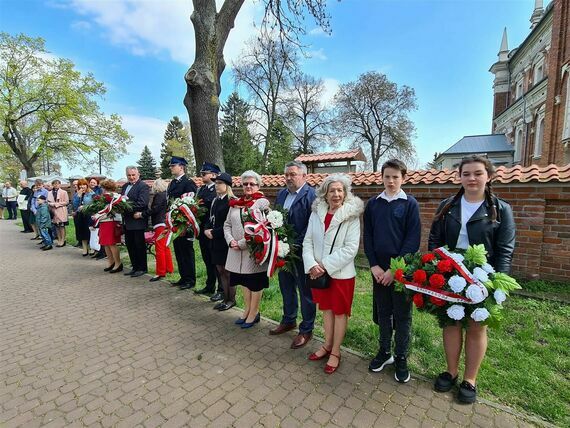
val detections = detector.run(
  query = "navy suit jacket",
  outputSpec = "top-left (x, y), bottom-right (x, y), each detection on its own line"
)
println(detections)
top-left (275, 183), bottom-right (317, 252)
top-left (121, 180), bottom-right (150, 231)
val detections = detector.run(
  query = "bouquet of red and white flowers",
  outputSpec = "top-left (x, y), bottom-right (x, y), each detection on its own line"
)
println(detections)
top-left (242, 206), bottom-right (297, 277)
top-left (84, 193), bottom-right (132, 226)
top-left (391, 244), bottom-right (521, 328)
top-left (163, 192), bottom-right (207, 245)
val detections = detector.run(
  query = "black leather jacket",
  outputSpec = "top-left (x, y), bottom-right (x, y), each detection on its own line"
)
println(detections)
top-left (428, 196), bottom-right (516, 273)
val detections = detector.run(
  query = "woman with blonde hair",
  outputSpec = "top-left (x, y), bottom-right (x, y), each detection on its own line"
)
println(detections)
top-left (148, 179), bottom-right (174, 282)
top-left (97, 179), bottom-right (123, 273)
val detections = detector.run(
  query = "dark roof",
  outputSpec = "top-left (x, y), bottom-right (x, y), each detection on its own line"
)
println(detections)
top-left (441, 134), bottom-right (513, 155)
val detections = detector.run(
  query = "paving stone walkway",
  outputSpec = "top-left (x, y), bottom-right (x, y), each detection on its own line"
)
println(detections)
top-left (0, 220), bottom-right (540, 427)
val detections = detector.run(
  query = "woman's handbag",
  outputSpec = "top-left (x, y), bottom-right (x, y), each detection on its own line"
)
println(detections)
top-left (306, 223), bottom-right (342, 290)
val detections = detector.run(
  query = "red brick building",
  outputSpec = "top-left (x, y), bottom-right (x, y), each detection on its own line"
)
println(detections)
top-left (490, 0), bottom-right (570, 166)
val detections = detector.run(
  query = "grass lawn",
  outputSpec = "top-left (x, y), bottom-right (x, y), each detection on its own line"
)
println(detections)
top-left (21, 220), bottom-right (569, 425)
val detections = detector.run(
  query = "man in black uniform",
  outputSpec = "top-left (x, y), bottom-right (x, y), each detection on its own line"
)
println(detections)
top-left (194, 162), bottom-right (220, 298)
top-left (167, 156), bottom-right (198, 289)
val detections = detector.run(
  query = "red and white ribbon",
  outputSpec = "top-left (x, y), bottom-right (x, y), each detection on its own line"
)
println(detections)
top-left (243, 208), bottom-right (279, 277)
top-left (164, 193), bottom-right (200, 245)
top-left (92, 193), bottom-right (128, 227)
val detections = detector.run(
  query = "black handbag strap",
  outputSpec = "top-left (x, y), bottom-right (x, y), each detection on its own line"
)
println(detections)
top-left (328, 223), bottom-right (342, 254)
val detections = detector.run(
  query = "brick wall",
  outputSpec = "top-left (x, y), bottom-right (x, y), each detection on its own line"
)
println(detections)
top-left (258, 181), bottom-right (570, 282)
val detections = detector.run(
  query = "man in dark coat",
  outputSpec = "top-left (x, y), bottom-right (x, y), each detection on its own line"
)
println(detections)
top-left (167, 157), bottom-right (198, 289)
top-left (18, 180), bottom-right (34, 233)
top-left (271, 160), bottom-right (317, 349)
top-left (121, 166), bottom-right (150, 277)
top-left (194, 162), bottom-right (221, 298)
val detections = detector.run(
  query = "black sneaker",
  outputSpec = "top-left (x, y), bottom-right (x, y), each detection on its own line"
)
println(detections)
top-left (457, 380), bottom-right (477, 404)
top-left (394, 355), bottom-right (410, 383)
top-left (368, 351), bottom-right (394, 372)
top-left (434, 372), bottom-right (458, 392)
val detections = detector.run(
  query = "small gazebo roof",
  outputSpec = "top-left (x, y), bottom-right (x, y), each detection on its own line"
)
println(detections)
top-left (295, 148), bottom-right (366, 164)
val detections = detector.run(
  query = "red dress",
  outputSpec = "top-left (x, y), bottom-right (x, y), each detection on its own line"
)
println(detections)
top-left (311, 213), bottom-right (356, 316)
top-left (98, 220), bottom-right (122, 245)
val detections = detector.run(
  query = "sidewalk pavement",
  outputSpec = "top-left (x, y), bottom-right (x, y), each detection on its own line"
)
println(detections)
top-left (0, 220), bottom-right (539, 427)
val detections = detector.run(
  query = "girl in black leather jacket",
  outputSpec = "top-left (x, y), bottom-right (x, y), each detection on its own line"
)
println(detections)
top-left (428, 155), bottom-right (516, 404)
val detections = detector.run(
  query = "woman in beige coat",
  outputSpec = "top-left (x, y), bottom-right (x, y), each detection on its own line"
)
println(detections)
top-left (224, 170), bottom-right (269, 329)
top-left (47, 179), bottom-right (69, 247)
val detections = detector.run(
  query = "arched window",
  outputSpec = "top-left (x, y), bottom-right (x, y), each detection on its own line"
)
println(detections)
top-left (514, 128), bottom-right (523, 163)
top-left (534, 63), bottom-right (544, 83)
top-left (534, 116), bottom-right (545, 158)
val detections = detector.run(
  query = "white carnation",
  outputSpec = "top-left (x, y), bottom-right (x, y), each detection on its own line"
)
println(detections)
top-left (494, 289), bottom-right (507, 305)
top-left (471, 308), bottom-right (490, 322)
top-left (182, 197), bottom-right (195, 205)
top-left (277, 241), bottom-right (290, 258)
top-left (448, 275), bottom-right (467, 293)
top-left (449, 253), bottom-right (464, 263)
top-left (481, 263), bottom-right (496, 274)
top-left (473, 267), bottom-right (489, 283)
top-left (447, 305), bottom-right (465, 321)
top-left (267, 211), bottom-right (284, 228)
top-left (465, 284), bottom-right (486, 304)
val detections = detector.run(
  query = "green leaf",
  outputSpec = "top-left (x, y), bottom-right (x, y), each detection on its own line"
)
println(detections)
top-left (491, 272), bottom-right (522, 292)
top-left (464, 244), bottom-right (488, 266)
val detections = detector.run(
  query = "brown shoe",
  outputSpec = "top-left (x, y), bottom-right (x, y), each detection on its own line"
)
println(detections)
top-left (291, 332), bottom-right (313, 349)
top-left (269, 323), bottom-right (297, 336)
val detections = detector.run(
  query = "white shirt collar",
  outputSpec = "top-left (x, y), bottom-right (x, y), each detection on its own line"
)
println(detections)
top-left (175, 174), bottom-right (185, 181)
top-left (377, 189), bottom-right (408, 202)
top-left (288, 182), bottom-right (306, 196)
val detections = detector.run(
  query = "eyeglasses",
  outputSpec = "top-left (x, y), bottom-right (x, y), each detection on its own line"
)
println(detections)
top-left (242, 182), bottom-right (258, 187)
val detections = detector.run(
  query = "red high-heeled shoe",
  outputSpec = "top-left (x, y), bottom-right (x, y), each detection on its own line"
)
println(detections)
top-left (308, 346), bottom-right (331, 361)
top-left (324, 353), bottom-right (341, 374)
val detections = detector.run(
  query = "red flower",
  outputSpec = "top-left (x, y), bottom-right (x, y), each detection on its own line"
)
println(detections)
top-left (437, 259), bottom-right (453, 273)
top-left (190, 206), bottom-right (198, 214)
top-left (421, 253), bottom-right (436, 264)
top-left (430, 296), bottom-right (446, 307)
top-left (244, 235), bottom-right (251, 241)
top-left (104, 194), bottom-right (112, 202)
top-left (172, 226), bottom-right (178, 233)
top-left (429, 273), bottom-right (446, 289)
top-left (276, 259), bottom-right (286, 268)
top-left (412, 269), bottom-right (427, 284)
top-left (253, 235), bottom-right (264, 244)
top-left (413, 294), bottom-right (424, 308)
top-left (254, 251), bottom-right (263, 260)
top-left (394, 269), bottom-right (405, 282)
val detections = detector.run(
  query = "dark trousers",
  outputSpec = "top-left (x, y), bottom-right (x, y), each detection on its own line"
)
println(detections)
top-left (6, 201), bottom-right (17, 219)
top-left (20, 209), bottom-right (33, 232)
top-left (372, 281), bottom-right (412, 357)
top-left (198, 236), bottom-right (217, 292)
top-left (124, 229), bottom-right (147, 272)
top-left (278, 259), bottom-right (316, 333)
top-left (173, 236), bottom-right (196, 285)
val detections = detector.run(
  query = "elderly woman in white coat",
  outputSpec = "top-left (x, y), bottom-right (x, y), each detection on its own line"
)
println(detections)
top-left (303, 174), bottom-right (364, 374)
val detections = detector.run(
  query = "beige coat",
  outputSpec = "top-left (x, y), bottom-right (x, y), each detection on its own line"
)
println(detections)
top-left (47, 188), bottom-right (69, 224)
top-left (223, 199), bottom-right (269, 274)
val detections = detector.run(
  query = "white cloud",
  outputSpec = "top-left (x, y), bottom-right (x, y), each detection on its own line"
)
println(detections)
top-left (307, 48), bottom-right (327, 61)
top-left (308, 27), bottom-right (329, 37)
top-left (321, 78), bottom-right (340, 106)
top-left (71, 20), bottom-right (91, 31)
top-left (62, 0), bottom-right (262, 65)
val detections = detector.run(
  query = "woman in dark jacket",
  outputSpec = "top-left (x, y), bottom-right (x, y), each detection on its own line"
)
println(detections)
top-left (428, 155), bottom-right (516, 404)
top-left (148, 179), bottom-right (173, 282)
top-left (204, 172), bottom-right (235, 310)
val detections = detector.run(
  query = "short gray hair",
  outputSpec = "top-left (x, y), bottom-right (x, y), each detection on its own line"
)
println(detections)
top-left (240, 170), bottom-right (262, 187)
top-left (152, 179), bottom-right (169, 193)
top-left (284, 161), bottom-right (307, 175)
top-left (125, 166), bottom-right (139, 173)
top-left (315, 174), bottom-right (353, 203)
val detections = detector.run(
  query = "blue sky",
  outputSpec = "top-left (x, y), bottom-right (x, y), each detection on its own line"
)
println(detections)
top-left (1, 0), bottom-right (544, 177)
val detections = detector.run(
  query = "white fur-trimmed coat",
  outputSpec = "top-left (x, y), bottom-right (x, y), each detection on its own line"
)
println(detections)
top-left (302, 195), bottom-right (364, 279)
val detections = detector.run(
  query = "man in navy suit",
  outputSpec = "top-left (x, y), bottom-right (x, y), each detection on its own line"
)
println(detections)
top-left (270, 161), bottom-right (317, 349)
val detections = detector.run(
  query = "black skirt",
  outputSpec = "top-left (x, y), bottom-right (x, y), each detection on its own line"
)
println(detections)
top-left (75, 211), bottom-right (91, 241)
top-left (230, 271), bottom-right (269, 292)
top-left (210, 238), bottom-right (229, 266)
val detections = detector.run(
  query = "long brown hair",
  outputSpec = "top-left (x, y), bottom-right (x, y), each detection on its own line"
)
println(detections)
top-left (434, 155), bottom-right (498, 222)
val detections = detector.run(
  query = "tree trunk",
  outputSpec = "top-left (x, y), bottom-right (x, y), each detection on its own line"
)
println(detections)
top-left (2, 129), bottom-right (36, 177)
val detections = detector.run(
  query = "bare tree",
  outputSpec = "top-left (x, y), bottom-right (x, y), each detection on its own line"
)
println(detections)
top-left (183, 0), bottom-right (330, 174)
top-left (285, 73), bottom-right (332, 155)
top-left (233, 33), bottom-right (297, 172)
top-left (333, 71), bottom-right (417, 172)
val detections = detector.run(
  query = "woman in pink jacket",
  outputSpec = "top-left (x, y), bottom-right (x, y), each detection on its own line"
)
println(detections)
top-left (47, 179), bottom-right (69, 247)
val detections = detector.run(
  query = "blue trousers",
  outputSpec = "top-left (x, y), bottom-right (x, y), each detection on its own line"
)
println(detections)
top-left (278, 260), bottom-right (316, 333)
top-left (40, 228), bottom-right (53, 246)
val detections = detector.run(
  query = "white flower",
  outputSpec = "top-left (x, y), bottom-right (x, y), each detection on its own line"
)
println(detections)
top-left (494, 289), bottom-right (507, 305)
top-left (481, 263), bottom-right (496, 274)
top-left (277, 241), bottom-right (290, 258)
top-left (447, 305), bottom-right (465, 320)
top-left (465, 284), bottom-right (486, 304)
top-left (473, 267), bottom-right (489, 283)
top-left (267, 211), bottom-right (284, 228)
top-left (448, 275), bottom-right (467, 293)
top-left (449, 253), bottom-right (464, 263)
top-left (471, 308), bottom-right (490, 322)
top-left (182, 197), bottom-right (195, 205)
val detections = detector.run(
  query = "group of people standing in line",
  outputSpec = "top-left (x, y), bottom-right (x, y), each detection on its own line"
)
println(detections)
top-left (9, 154), bottom-right (515, 404)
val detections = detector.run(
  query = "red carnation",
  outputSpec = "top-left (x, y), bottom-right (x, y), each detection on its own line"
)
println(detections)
top-left (172, 227), bottom-right (178, 233)
top-left (245, 235), bottom-right (251, 241)
top-left (437, 259), bottom-right (453, 273)
top-left (421, 253), bottom-right (436, 264)
top-left (412, 269), bottom-right (427, 285)
top-left (430, 296), bottom-right (446, 307)
top-left (253, 235), bottom-right (264, 244)
top-left (276, 259), bottom-right (286, 268)
top-left (394, 269), bottom-right (405, 282)
top-left (104, 194), bottom-right (112, 202)
top-left (413, 294), bottom-right (424, 308)
top-left (429, 273), bottom-right (446, 289)
top-left (254, 251), bottom-right (263, 260)
top-left (190, 206), bottom-right (198, 214)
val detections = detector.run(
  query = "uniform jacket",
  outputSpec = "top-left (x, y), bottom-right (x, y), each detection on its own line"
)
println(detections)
top-left (47, 188), bottom-right (69, 224)
top-left (120, 180), bottom-right (150, 231)
top-left (303, 195), bottom-right (364, 279)
top-left (167, 175), bottom-right (197, 201)
top-left (275, 183), bottom-right (317, 251)
top-left (223, 198), bottom-right (269, 274)
top-left (197, 183), bottom-right (216, 238)
top-left (428, 195), bottom-right (516, 273)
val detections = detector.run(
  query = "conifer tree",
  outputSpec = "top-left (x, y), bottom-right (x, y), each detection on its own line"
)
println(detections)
top-left (137, 145), bottom-right (157, 179)
top-left (159, 117), bottom-right (195, 177)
